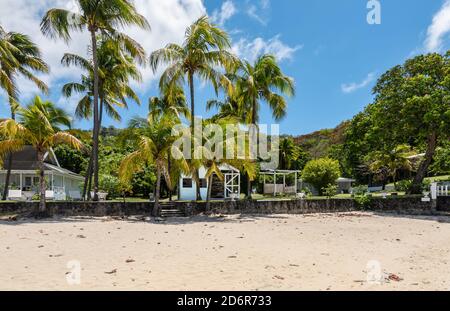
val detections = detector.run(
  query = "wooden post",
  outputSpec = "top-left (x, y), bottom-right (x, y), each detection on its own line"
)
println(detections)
top-left (274, 172), bottom-right (276, 196)
top-left (295, 172), bottom-right (298, 194)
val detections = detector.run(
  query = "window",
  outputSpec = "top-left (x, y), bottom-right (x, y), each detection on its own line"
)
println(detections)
top-left (182, 178), bottom-right (192, 188)
top-left (199, 179), bottom-right (207, 188)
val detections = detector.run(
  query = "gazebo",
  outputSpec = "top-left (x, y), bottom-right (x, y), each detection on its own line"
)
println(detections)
top-left (260, 170), bottom-right (301, 196)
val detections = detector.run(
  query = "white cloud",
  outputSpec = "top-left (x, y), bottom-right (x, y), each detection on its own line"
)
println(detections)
top-left (211, 0), bottom-right (237, 26)
top-left (0, 0), bottom-right (206, 106)
top-left (341, 72), bottom-right (376, 94)
top-left (246, 0), bottom-right (271, 25)
top-left (232, 35), bottom-right (302, 63)
top-left (425, 0), bottom-right (450, 52)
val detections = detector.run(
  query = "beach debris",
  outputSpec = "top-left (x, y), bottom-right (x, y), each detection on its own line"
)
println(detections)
top-left (387, 274), bottom-right (403, 282)
top-left (105, 269), bottom-right (117, 274)
top-left (273, 275), bottom-right (285, 280)
top-left (228, 256), bottom-right (237, 259)
top-left (76, 234), bottom-right (86, 239)
top-left (49, 254), bottom-right (63, 258)
top-left (126, 259), bottom-right (135, 263)
top-left (38, 245), bottom-right (44, 248)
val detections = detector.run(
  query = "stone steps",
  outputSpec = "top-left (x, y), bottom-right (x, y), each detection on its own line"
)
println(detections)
top-left (159, 202), bottom-right (185, 218)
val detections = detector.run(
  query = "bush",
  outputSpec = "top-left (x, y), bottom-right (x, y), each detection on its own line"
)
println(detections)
top-left (99, 175), bottom-right (122, 199)
top-left (302, 158), bottom-right (341, 196)
top-left (322, 184), bottom-right (338, 198)
top-left (395, 179), bottom-right (412, 192)
top-left (352, 185), bottom-right (369, 196)
top-left (354, 194), bottom-right (372, 209)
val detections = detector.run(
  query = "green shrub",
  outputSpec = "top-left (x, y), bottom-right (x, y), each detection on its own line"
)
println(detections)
top-left (395, 179), bottom-right (412, 192)
top-left (352, 185), bottom-right (368, 196)
top-left (99, 175), bottom-right (122, 199)
top-left (302, 158), bottom-right (341, 196)
top-left (322, 184), bottom-right (338, 198)
top-left (354, 194), bottom-right (372, 209)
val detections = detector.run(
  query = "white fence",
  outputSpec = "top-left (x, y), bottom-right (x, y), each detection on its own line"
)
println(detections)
top-left (431, 183), bottom-right (450, 199)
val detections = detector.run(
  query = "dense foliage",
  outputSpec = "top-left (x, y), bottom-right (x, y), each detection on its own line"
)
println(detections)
top-left (301, 158), bottom-right (341, 196)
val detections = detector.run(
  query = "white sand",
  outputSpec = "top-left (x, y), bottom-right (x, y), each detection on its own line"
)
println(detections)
top-left (1, 212), bottom-right (450, 291)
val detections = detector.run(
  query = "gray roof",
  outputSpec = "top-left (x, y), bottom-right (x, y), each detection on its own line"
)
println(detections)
top-left (1, 146), bottom-right (83, 179)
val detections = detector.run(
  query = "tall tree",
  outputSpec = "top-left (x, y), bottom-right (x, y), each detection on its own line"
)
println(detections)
top-left (0, 96), bottom-right (83, 216)
top-left (61, 37), bottom-right (143, 199)
top-left (233, 54), bottom-right (295, 198)
top-left (279, 137), bottom-right (301, 170)
top-left (119, 116), bottom-right (189, 217)
top-left (0, 25), bottom-right (49, 201)
top-left (366, 144), bottom-right (413, 188)
top-left (150, 15), bottom-right (237, 200)
top-left (370, 52), bottom-right (450, 193)
top-left (41, 0), bottom-right (150, 201)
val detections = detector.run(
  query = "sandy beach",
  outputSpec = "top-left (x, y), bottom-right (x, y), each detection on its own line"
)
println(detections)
top-left (1, 212), bottom-right (449, 291)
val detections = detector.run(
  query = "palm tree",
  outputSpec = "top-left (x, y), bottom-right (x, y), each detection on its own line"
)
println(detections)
top-left (119, 116), bottom-right (189, 217)
top-left (150, 15), bottom-right (237, 200)
top-left (41, 0), bottom-right (150, 201)
top-left (148, 84), bottom-right (189, 122)
top-left (279, 137), bottom-right (300, 170)
top-left (61, 37), bottom-right (143, 199)
top-left (367, 144), bottom-right (414, 188)
top-left (0, 96), bottom-right (83, 216)
top-left (200, 118), bottom-right (257, 211)
top-left (0, 25), bottom-right (49, 201)
top-left (232, 54), bottom-right (295, 198)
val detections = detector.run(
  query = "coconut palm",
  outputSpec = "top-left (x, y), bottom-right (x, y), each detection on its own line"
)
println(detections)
top-left (150, 15), bottom-right (237, 200)
top-left (0, 26), bottom-right (49, 201)
top-left (41, 0), bottom-right (150, 201)
top-left (279, 137), bottom-right (300, 170)
top-left (148, 84), bottom-right (189, 122)
top-left (234, 55), bottom-right (295, 124)
top-left (231, 54), bottom-right (295, 198)
top-left (119, 116), bottom-right (189, 217)
top-left (0, 96), bottom-right (83, 216)
top-left (61, 37), bottom-right (143, 199)
top-left (188, 116), bottom-right (256, 210)
top-left (367, 144), bottom-right (414, 188)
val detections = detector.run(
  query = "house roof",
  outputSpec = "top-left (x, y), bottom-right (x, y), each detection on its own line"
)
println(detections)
top-left (1, 146), bottom-right (83, 179)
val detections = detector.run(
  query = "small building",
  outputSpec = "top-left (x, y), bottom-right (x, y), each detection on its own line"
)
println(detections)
top-left (178, 164), bottom-right (240, 201)
top-left (260, 170), bottom-right (301, 196)
top-left (0, 146), bottom-right (84, 200)
top-left (336, 177), bottom-right (356, 194)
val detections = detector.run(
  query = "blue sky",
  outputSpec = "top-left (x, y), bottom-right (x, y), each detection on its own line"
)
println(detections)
top-left (1, 0), bottom-right (450, 135)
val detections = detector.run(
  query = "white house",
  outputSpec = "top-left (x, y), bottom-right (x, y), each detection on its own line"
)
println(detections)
top-left (178, 164), bottom-right (240, 201)
top-left (0, 146), bottom-right (84, 201)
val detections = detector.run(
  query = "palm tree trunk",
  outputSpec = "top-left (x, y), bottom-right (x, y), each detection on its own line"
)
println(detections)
top-left (247, 100), bottom-right (258, 200)
top-left (83, 96), bottom-right (104, 201)
top-left (153, 166), bottom-right (162, 217)
top-left (206, 174), bottom-right (213, 212)
top-left (2, 108), bottom-right (15, 201)
top-left (188, 72), bottom-right (202, 201)
top-left (90, 29), bottom-right (100, 202)
top-left (409, 131), bottom-right (438, 194)
top-left (168, 154), bottom-right (172, 202)
top-left (82, 154), bottom-right (93, 200)
top-left (37, 149), bottom-right (47, 217)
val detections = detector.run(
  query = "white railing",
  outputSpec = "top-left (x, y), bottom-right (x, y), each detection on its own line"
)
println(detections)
top-left (431, 182), bottom-right (450, 198)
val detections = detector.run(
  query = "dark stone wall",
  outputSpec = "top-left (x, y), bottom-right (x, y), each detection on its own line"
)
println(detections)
top-left (1, 196), bottom-right (447, 217)
top-left (437, 196), bottom-right (450, 212)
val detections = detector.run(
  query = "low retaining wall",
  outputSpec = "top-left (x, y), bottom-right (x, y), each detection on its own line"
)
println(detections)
top-left (437, 196), bottom-right (450, 212)
top-left (1, 196), bottom-right (448, 217)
